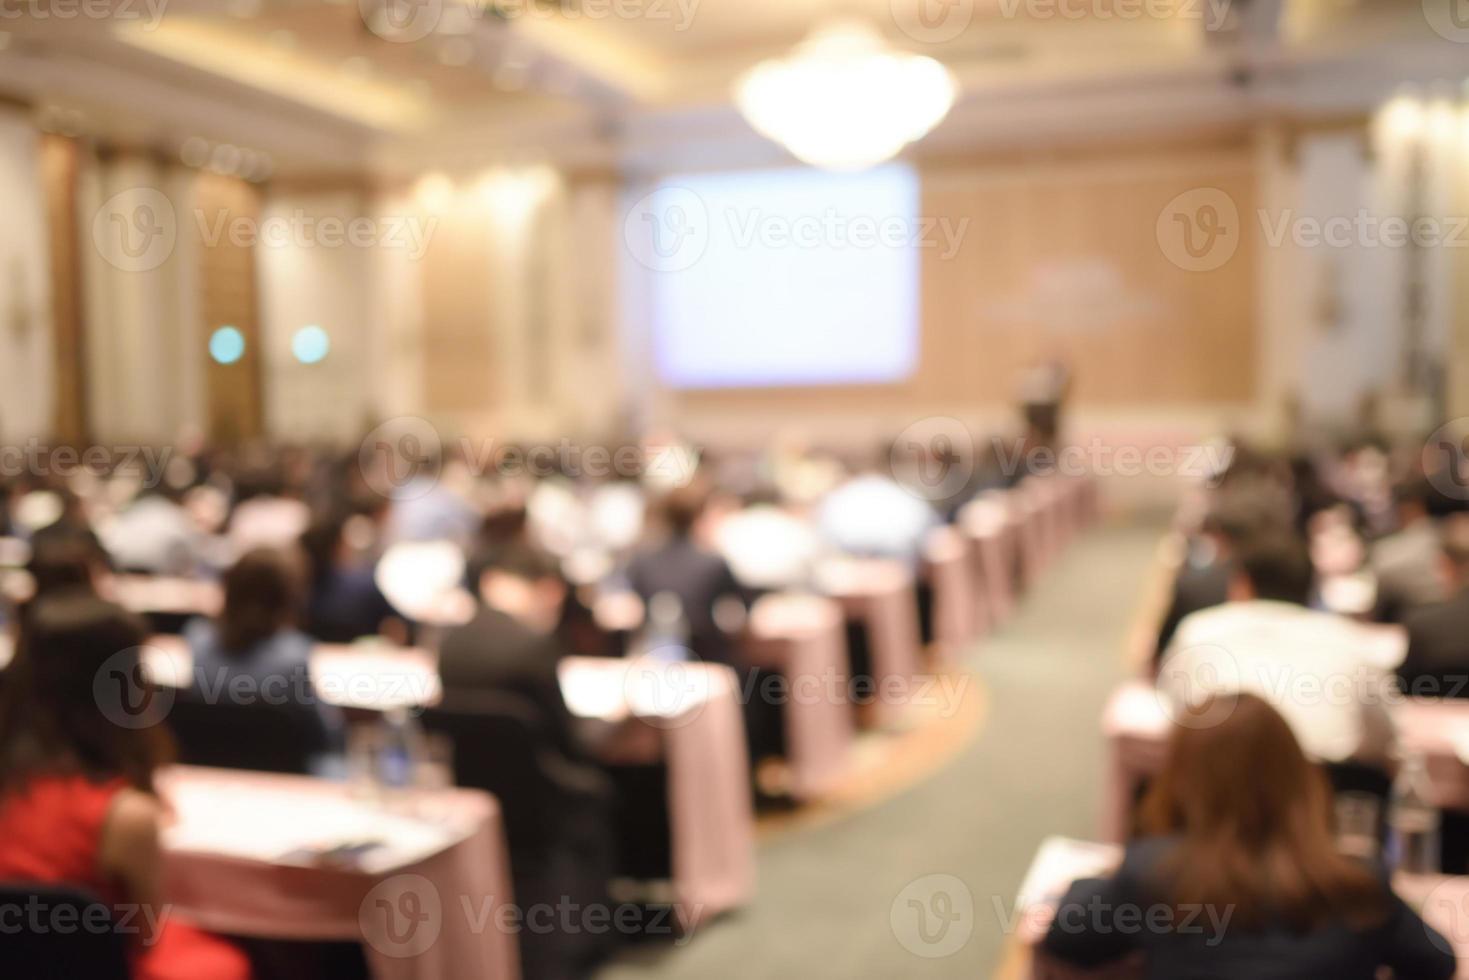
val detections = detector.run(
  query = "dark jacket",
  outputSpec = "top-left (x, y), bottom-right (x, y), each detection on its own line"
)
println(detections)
top-left (438, 606), bottom-right (584, 761)
top-left (1042, 837), bottom-right (1456, 980)
top-left (626, 535), bottom-right (742, 666)
top-left (1399, 590), bottom-right (1469, 699)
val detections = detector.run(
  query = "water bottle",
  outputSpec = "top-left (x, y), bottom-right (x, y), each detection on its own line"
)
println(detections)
top-left (635, 591), bottom-right (691, 662)
top-left (376, 707), bottom-right (424, 792)
top-left (1388, 751), bottom-right (1441, 875)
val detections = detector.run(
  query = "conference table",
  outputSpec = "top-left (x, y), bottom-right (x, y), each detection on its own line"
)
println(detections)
top-left (1007, 836), bottom-right (1469, 980)
top-left (134, 638), bottom-right (755, 932)
top-left (957, 497), bottom-right (1018, 633)
top-left (160, 765), bottom-right (519, 980)
top-left (742, 592), bottom-right (856, 799)
top-left (813, 556), bottom-right (924, 730)
top-left (921, 524), bottom-right (979, 664)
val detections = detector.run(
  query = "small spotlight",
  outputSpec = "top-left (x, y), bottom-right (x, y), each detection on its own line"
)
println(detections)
top-left (209, 326), bottom-right (246, 365)
top-left (292, 325), bottom-right (331, 365)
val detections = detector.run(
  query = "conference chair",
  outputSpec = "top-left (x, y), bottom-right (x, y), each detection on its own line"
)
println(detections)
top-left (421, 692), bottom-right (616, 979)
top-left (0, 882), bottom-right (131, 979)
top-left (166, 688), bottom-right (335, 775)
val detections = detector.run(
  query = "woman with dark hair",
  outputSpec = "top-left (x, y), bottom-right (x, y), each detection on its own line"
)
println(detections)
top-left (183, 548), bottom-right (343, 753)
top-left (1043, 693), bottom-right (1456, 978)
top-left (0, 594), bottom-right (250, 979)
top-left (298, 515), bottom-right (401, 644)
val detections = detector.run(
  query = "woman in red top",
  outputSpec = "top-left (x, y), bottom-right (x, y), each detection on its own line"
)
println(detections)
top-left (0, 590), bottom-right (250, 980)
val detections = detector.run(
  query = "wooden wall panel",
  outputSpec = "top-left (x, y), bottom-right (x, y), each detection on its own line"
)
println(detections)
top-left (40, 134), bottom-right (86, 443)
top-left (420, 206), bottom-right (499, 415)
top-left (194, 172), bottom-right (264, 444)
top-left (672, 139), bottom-right (1259, 416)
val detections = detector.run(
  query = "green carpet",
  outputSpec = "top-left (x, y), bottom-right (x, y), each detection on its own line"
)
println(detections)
top-left (597, 521), bottom-right (1164, 980)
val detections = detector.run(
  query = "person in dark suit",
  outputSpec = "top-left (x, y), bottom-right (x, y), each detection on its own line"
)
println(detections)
top-left (625, 483), bottom-right (743, 666)
top-left (438, 543), bottom-right (585, 760)
top-left (1398, 515), bottom-right (1469, 700)
top-left (298, 515), bottom-right (402, 644)
top-left (1043, 692), bottom-right (1455, 980)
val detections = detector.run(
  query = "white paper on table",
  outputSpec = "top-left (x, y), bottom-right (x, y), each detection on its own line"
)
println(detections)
top-left (1016, 836), bottom-right (1123, 910)
top-left (163, 782), bottom-right (466, 875)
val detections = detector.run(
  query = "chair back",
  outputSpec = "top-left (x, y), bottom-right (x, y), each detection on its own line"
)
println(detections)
top-left (420, 692), bottom-right (574, 858)
top-left (167, 687), bottom-right (332, 774)
top-left (0, 882), bottom-right (131, 979)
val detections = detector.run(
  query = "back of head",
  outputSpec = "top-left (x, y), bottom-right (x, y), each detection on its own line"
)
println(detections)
top-left (655, 483), bottom-right (710, 539)
top-left (469, 541), bottom-right (566, 630)
top-left (25, 531), bottom-right (102, 604)
top-left (0, 593), bottom-right (168, 793)
top-left (219, 547), bottom-right (302, 654)
top-left (1141, 693), bottom-right (1382, 930)
top-left (469, 540), bottom-right (562, 590)
top-left (1233, 534), bottom-right (1314, 605)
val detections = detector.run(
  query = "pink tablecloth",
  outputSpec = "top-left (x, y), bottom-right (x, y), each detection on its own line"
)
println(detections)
top-left (815, 558), bottom-right (924, 729)
top-left (557, 657), bottom-right (756, 930)
top-left (743, 592), bottom-right (856, 799)
top-left (159, 766), bottom-right (519, 980)
top-left (150, 643), bottom-right (756, 932)
top-left (922, 525), bottom-right (979, 664)
top-left (1102, 680), bottom-right (1469, 841)
top-left (959, 499), bottom-right (1018, 631)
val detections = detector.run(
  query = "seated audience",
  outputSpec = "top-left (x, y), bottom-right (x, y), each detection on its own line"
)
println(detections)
top-left (1372, 477), bottom-right (1447, 623)
top-left (0, 594), bottom-right (251, 980)
top-left (99, 486), bottom-right (205, 577)
top-left (815, 453), bottom-right (938, 565)
top-left (438, 543), bottom-right (585, 760)
top-left (714, 493), bottom-right (821, 592)
top-left (183, 548), bottom-right (344, 752)
top-left (1153, 494), bottom-right (1287, 662)
top-left (1043, 693), bottom-right (1455, 979)
top-left (298, 515), bottom-right (401, 644)
top-left (626, 483), bottom-right (742, 665)
top-left (1398, 516), bottom-right (1469, 699)
top-left (1157, 537), bottom-right (1394, 771)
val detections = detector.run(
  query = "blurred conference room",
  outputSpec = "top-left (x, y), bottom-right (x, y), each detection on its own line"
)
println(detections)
top-left (5, 1), bottom-right (1469, 978)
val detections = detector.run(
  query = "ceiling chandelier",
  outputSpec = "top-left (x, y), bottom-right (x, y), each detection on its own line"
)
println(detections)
top-left (734, 19), bottom-right (958, 172)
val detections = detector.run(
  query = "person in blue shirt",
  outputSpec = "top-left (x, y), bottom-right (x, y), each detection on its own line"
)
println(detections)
top-left (184, 548), bottom-right (344, 754)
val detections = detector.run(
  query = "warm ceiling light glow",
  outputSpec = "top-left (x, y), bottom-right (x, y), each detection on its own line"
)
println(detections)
top-left (734, 19), bottom-right (957, 172)
top-left (415, 172), bottom-right (455, 211)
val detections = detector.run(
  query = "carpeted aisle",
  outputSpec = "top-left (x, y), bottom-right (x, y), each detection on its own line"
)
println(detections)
top-left (596, 521), bottom-right (1165, 980)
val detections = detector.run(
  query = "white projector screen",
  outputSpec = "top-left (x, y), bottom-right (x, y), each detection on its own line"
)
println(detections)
top-left (639, 165), bottom-right (920, 389)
